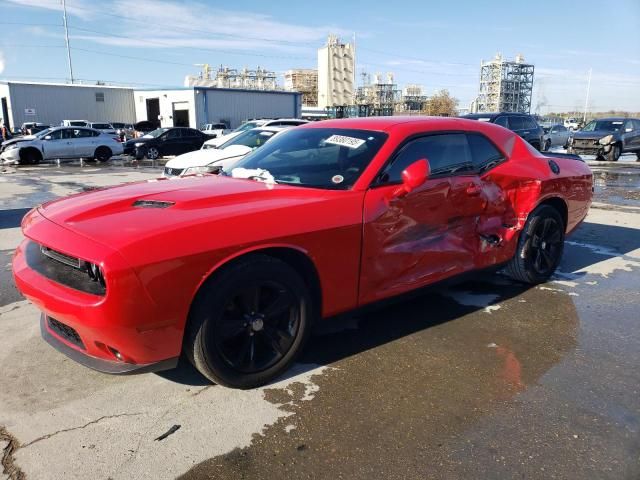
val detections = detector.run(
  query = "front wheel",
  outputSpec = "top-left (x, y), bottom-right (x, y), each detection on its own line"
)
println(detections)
top-left (606, 144), bottom-right (621, 162)
top-left (505, 205), bottom-right (565, 284)
top-left (184, 255), bottom-right (313, 389)
top-left (145, 146), bottom-right (160, 160)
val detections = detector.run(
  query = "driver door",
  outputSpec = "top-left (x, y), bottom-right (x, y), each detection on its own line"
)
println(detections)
top-left (42, 128), bottom-right (75, 159)
top-left (359, 133), bottom-right (482, 305)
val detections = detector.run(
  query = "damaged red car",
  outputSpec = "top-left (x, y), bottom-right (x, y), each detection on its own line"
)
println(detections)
top-left (13, 117), bottom-right (592, 388)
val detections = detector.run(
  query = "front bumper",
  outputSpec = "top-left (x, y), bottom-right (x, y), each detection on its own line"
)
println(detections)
top-left (1, 148), bottom-right (20, 164)
top-left (40, 315), bottom-right (178, 374)
top-left (12, 209), bottom-right (184, 373)
top-left (569, 139), bottom-right (612, 156)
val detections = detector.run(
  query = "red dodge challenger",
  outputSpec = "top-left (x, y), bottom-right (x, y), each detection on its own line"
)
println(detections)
top-left (13, 117), bottom-right (592, 388)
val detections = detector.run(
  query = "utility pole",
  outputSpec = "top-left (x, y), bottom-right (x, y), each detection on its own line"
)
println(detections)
top-left (62, 0), bottom-right (74, 83)
top-left (583, 68), bottom-right (592, 124)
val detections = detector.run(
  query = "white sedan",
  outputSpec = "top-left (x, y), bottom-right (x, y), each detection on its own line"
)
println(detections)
top-left (0, 126), bottom-right (123, 165)
top-left (163, 127), bottom-right (286, 178)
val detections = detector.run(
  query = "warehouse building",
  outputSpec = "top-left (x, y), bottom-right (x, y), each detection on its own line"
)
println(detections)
top-left (0, 81), bottom-right (136, 130)
top-left (133, 87), bottom-right (302, 130)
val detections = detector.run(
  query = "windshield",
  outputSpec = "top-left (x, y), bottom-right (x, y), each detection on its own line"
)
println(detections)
top-left (581, 120), bottom-right (624, 132)
top-left (69, 121), bottom-right (86, 127)
top-left (35, 128), bottom-right (53, 138)
top-left (143, 128), bottom-right (170, 138)
top-left (225, 128), bottom-right (388, 190)
top-left (220, 129), bottom-right (277, 150)
top-left (91, 123), bottom-right (112, 130)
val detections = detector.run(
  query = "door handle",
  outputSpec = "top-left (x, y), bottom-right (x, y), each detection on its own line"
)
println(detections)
top-left (466, 184), bottom-right (482, 196)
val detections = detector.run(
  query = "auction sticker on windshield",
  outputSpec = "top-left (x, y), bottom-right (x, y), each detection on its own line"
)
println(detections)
top-left (325, 134), bottom-right (366, 149)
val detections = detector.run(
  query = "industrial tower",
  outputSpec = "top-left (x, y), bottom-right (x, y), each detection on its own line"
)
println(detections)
top-left (475, 53), bottom-right (534, 113)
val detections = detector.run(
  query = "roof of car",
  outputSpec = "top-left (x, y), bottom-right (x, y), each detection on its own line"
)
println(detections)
top-left (301, 116), bottom-right (476, 132)
top-left (595, 117), bottom-right (636, 121)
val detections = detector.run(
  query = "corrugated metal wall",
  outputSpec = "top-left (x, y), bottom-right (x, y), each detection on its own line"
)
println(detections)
top-left (7, 83), bottom-right (136, 127)
top-left (195, 89), bottom-right (301, 128)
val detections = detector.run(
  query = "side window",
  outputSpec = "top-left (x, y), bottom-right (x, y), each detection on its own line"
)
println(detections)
top-left (165, 129), bottom-right (181, 140)
top-left (525, 117), bottom-right (538, 129)
top-left (624, 120), bottom-right (634, 132)
top-left (556, 125), bottom-right (566, 132)
top-left (380, 134), bottom-right (473, 183)
top-left (48, 129), bottom-right (63, 140)
top-left (467, 134), bottom-right (504, 171)
top-left (494, 116), bottom-right (509, 128)
top-left (74, 129), bottom-right (93, 138)
top-left (508, 116), bottom-right (525, 131)
top-left (62, 129), bottom-right (75, 139)
top-left (633, 120), bottom-right (640, 131)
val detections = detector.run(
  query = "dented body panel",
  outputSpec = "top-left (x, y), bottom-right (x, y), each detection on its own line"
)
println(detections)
top-left (13, 117), bottom-right (592, 372)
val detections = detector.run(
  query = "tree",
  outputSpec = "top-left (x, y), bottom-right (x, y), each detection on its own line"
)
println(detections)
top-left (424, 89), bottom-right (459, 116)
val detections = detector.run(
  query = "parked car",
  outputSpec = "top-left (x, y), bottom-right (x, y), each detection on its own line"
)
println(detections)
top-left (542, 124), bottom-right (571, 151)
top-left (123, 127), bottom-right (210, 160)
top-left (0, 126), bottom-right (123, 164)
top-left (62, 120), bottom-right (89, 127)
top-left (19, 122), bottom-right (50, 135)
top-left (462, 112), bottom-right (544, 150)
top-left (207, 118), bottom-right (309, 148)
top-left (12, 117), bottom-right (592, 388)
top-left (163, 127), bottom-right (286, 177)
top-left (564, 118), bottom-right (580, 131)
top-left (200, 123), bottom-right (230, 138)
top-left (87, 122), bottom-right (117, 136)
top-left (568, 117), bottom-right (640, 161)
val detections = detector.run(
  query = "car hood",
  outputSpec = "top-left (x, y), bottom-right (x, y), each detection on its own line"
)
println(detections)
top-left (34, 175), bottom-right (343, 254)
top-left (572, 130), bottom-right (618, 140)
top-left (2, 135), bottom-right (36, 148)
top-left (165, 145), bottom-right (252, 168)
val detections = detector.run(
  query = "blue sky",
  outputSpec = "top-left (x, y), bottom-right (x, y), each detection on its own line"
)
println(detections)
top-left (1, 0), bottom-right (639, 113)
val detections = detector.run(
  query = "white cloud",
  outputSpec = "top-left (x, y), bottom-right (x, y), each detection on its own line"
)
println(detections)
top-left (6, 0), bottom-right (95, 20)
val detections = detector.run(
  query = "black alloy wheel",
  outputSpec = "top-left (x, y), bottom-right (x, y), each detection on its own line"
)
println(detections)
top-left (606, 144), bottom-right (621, 162)
top-left (185, 255), bottom-right (313, 389)
top-left (506, 205), bottom-right (565, 284)
top-left (94, 146), bottom-right (112, 162)
top-left (146, 146), bottom-right (160, 160)
top-left (214, 282), bottom-right (299, 374)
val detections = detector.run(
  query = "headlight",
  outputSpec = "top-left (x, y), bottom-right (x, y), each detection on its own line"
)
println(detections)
top-left (134, 142), bottom-right (145, 147)
top-left (598, 134), bottom-right (613, 145)
top-left (202, 144), bottom-right (216, 150)
top-left (184, 165), bottom-right (220, 175)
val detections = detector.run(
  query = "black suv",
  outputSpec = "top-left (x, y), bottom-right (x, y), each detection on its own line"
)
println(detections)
top-left (123, 127), bottom-right (210, 160)
top-left (462, 112), bottom-right (544, 151)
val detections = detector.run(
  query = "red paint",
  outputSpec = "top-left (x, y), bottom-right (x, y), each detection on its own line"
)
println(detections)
top-left (13, 117), bottom-right (593, 368)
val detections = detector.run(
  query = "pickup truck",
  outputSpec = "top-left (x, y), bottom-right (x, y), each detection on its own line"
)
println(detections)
top-left (200, 123), bottom-right (230, 138)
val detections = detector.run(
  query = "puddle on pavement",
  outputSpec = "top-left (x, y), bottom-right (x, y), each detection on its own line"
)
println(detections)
top-left (593, 169), bottom-right (640, 206)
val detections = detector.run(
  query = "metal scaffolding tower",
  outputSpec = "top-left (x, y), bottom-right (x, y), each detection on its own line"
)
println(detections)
top-left (355, 72), bottom-right (400, 116)
top-left (476, 53), bottom-right (534, 113)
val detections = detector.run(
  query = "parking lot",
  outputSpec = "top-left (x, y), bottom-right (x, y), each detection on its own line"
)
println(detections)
top-left (1, 156), bottom-right (639, 479)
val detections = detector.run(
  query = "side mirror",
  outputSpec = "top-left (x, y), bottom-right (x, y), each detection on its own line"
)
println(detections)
top-left (44, 135), bottom-right (52, 140)
top-left (625, 127), bottom-right (633, 133)
top-left (392, 158), bottom-right (430, 199)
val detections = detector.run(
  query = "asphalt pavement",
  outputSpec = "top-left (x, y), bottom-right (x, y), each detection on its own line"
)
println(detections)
top-left (1, 157), bottom-right (639, 479)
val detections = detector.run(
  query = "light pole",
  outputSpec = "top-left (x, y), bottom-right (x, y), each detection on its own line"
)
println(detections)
top-left (62, 0), bottom-right (74, 83)
top-left (583, 68), bottom-right (592, 124)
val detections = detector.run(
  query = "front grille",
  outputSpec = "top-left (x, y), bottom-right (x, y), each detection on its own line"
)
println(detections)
top-left (25, 241), bottom-right (106, 296)
top-left (164, 167), bottom-right (184, 176)
top-left (573, 139), bottom-right (598, 148)
top-left (48, 317), bottom-right (85, 349)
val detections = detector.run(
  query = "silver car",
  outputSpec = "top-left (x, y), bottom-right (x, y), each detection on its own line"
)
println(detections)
top-left (0, 126), bottom-right (123, 165)
top-left (543, 124), bottom-right (571, 151)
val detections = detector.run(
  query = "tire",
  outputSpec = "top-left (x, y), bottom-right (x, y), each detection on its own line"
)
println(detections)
top-left (184, 255), bottom-right (314, 389)
top-left (94, 146), bottom-right (112, 163)
top-left (145, 146), bottom-right (160, 160)
top-left (20, 148), bottom-right (42, 165)
top-left (544, 139), bottom-right (551, 151)
top-left (505, 205), bottom-right (565, 284)
top-left (606, 144), bottom-right (621, 162)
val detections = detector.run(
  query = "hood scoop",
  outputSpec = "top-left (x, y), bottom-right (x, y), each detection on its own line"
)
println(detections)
top-left (132, 199), bottom-right (175, 209)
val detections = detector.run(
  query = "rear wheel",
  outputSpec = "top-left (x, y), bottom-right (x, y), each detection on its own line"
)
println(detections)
top-left (94, 146), bottom-right (112, 163)
top-left (184, 255), bottom-right (313, 389)
top-left (506, 205), bottom-right (565, 284)
top-left (606, 144), bottom-right (621, 162)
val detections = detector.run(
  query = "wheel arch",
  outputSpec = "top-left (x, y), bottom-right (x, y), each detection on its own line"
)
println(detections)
top-left (536, 196), bottom-right (568, 231)
top-left (189, 244), bottom-right (323, 321)
top-left (19, 146), bottom-right (43, 162)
